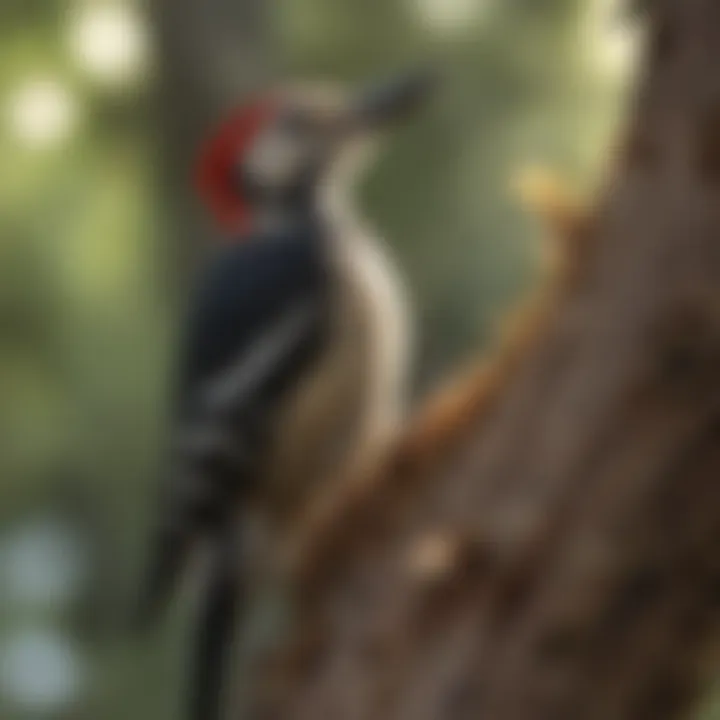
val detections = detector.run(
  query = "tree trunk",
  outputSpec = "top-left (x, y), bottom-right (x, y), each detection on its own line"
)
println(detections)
top-left (244, 1), bottom-right (720, 718)
top-left (150, 0), bottom-right (273, 272)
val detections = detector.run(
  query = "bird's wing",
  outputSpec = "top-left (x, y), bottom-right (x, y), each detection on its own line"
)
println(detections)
top-left (136, 230), bottom-right (329, 628)
top-left (177, 231), bottom-right (328, 413)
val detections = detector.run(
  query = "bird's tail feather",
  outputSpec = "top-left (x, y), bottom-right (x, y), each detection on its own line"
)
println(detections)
top-left (133, 454), bottom-right (228, 633)
top-left (133, 459), bottom-right (206, 633)
top-left (188, 523), bottom-right (244, 720)
top-left (133, 519), bottom-right (192, 633)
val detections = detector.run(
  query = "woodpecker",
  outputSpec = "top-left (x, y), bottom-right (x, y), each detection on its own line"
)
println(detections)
top-left (137, 69), bottom-right (435, 720)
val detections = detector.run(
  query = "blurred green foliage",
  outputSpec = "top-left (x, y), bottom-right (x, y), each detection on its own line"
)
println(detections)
top-left (4, 1), bottom-right (711, 719)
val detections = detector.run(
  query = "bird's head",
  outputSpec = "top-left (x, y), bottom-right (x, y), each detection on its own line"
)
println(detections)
top-left (194, 69), bottom-right (436, 235)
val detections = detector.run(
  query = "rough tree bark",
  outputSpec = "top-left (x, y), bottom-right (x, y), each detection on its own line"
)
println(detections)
top-left (241, 1), bottom-right (720, 718)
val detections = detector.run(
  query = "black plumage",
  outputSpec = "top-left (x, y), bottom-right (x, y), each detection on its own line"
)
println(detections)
top-left (178, 222), bottom-right (330, 412)
top-left (137, 218), bottom-right (331, 720)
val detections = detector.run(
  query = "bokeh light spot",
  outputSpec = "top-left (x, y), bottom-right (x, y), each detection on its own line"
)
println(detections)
top-left (68, 2), bottom-right (151, 86)
top-left (584, 0), bottom-right (643, 82)
top-left (409, 0), bottom-right (494, 36)
top-left (5, 79), bottom-right (80, 148)
top-left (0, 630), bottom-right (86, 714)
top-left (0, 518), bottom-right (87, 611)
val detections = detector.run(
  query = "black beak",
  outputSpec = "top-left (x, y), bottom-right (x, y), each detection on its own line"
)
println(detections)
top-left (352, 68), bottom-right (437, 128)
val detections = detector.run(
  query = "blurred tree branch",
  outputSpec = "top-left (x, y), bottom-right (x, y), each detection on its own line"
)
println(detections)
top-left (242, 1), bottom-right (720, 717)
top-left (150, 0), bottom-right (274, 273)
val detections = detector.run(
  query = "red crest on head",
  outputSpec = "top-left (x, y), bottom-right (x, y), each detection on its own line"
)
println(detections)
top-left (193, 96), bottom-right (276, 235)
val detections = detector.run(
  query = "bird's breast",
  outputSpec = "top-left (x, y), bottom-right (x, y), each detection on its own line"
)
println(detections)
top-left (261, 233), bottom-right (412, 524)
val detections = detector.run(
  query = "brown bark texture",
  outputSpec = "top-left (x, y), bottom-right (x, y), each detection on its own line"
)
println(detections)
top-left (240, 1), bottom-right (720, 718)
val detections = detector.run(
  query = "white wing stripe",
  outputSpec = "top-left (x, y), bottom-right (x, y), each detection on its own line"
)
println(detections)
top-left (201, 300), bottom-right (318, 413)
